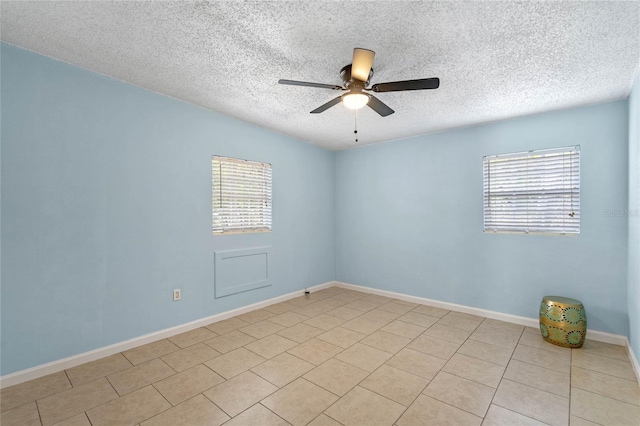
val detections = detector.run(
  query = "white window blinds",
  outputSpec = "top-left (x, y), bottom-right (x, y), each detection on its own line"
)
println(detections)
top-left (483, 146), bottom-right (580, 235)
top-left (212, 156), bottom-right (272, 234)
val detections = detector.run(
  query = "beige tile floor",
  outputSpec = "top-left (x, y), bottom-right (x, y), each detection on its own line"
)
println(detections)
top-left (2, 287), bottom-right (640, 426)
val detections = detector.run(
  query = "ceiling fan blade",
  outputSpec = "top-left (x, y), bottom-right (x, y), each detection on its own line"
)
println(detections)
top-left (351, 48), bottom-right (375, 82)
top-left (367, 94), bottom-right (394, 117)
top-left (278, 79), bottom-right (343, 90)
top-left (370, 78), bottom-right (440, 93)
top-left (310, 96), bottom-right (343, 114)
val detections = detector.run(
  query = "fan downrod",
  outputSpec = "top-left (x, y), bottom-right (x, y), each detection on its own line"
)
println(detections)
top-left (340, 65), bottom-right (373, 89)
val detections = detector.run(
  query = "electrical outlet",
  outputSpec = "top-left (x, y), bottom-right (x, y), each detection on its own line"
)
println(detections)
top-left (173, 289), bottom-right (181, 301)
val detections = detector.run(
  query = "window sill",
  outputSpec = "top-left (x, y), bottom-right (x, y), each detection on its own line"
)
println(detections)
top-left (483, 230), bottom-right (579, 236)
top-left (213, 228), bottom-right (272, 236)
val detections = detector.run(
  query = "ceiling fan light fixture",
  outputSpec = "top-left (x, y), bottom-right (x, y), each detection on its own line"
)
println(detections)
top-left (342, 93), bottom-right (369, 110)
top-left (278, 47), bottom-right (439, 117)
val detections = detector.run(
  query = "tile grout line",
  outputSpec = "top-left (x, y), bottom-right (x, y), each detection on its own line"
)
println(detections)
top-left (569, 348), bottom-right (573, 426)
top-left (569, 361), bottom-right (637, 381)
top-left (568, 386), bottom-right (640, 425)
top-left (203, 366), bottom-right (284, 420)
top-left (484, 320), bottom-right (525, 422)
top-left (147, 382), bottom-right (178, 421)
top-left (34, 399), bottom-right (44, 426)
top-left (506, 355), bottom-right (571, 376)
top-left (285, 343), bottom-right (347, 368)
top-left (489, 399), bottom-right (555, 425)
top-left (490, 403), bottom-right (555, 425)
top-left (499, 364), bottom-right (570, 399)
top-left (257, 401), bottom-right (296, 426)
top-left (570, 379), bottom-right (640, 406)
top-left (575, 346), bottom-right (635, 362)
top-left (199, 386), bottom-right (237, 419)
top-left (319, 409), bottom-right (345, 425)
top-left (363, 358), bottom-right (435, 425)
top-left (452, 317), bottom-right (501, 420)
top-left (63, 369), bottom-right (73, 388)
top-left (571, 386), bottom-right (640, 408)
top-left (73, 377), bottom-right (119, 426)
top-left (438, 362), bottom-right (505, 391)
top-left (210, 389), bottom-right (276, 424)
top-left (311, 376), bottom-right (352, 423)
top-left (569, 413), bottom-right (605, 426)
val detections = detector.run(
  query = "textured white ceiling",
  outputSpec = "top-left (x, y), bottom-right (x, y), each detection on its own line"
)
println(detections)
top-left (2, 1), bottom-right (639, 150)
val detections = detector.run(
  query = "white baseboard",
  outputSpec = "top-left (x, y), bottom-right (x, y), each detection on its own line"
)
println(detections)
top-left (2, 279), bottom-right (631, 389)
top-left (627, 338), bottom-right (640, 383)
top-left (335, 281), bottom-right (629, 346)
top-left (0, 281), bottom-right (336, 389)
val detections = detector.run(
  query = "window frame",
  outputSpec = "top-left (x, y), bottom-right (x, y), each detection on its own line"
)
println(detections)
top-left (483, 146), bottom-right (580, 236)
top-left (212, 155), bottom-right (272, 235)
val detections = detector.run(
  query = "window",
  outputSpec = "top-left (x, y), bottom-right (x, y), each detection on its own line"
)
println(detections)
top-left (212, 156), bottom-right (272, 234)
top-left (483, 146), bottom-right (580, 235)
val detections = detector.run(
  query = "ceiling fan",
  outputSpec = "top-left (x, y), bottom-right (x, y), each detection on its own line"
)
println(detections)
top-left (278, 48), bottom-right (439, 117)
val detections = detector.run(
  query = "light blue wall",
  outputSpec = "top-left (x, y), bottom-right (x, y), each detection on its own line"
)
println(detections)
top-left (0, 43), bottom-right (335, 375)
top-left (2, 41), bottom-right (635, 376)
top-left (629, 74), bottom-right (640, 358)
top-left (335, 101), bottom-right (630, 336)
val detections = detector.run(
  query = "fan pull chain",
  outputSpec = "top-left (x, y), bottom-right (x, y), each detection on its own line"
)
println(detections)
top-left (354, 109), bottom-right (358, 143)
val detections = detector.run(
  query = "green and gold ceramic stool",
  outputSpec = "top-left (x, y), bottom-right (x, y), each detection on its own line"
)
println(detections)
top-left (539, 296), bottom-right (587, 348)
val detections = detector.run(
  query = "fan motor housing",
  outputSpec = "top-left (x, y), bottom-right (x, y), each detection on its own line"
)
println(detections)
top-left (340, 64), bottom-right (373, 88)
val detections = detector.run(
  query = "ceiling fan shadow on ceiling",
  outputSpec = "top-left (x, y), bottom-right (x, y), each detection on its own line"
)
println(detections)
top-left (278, 48), bottom-right (440, 117)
